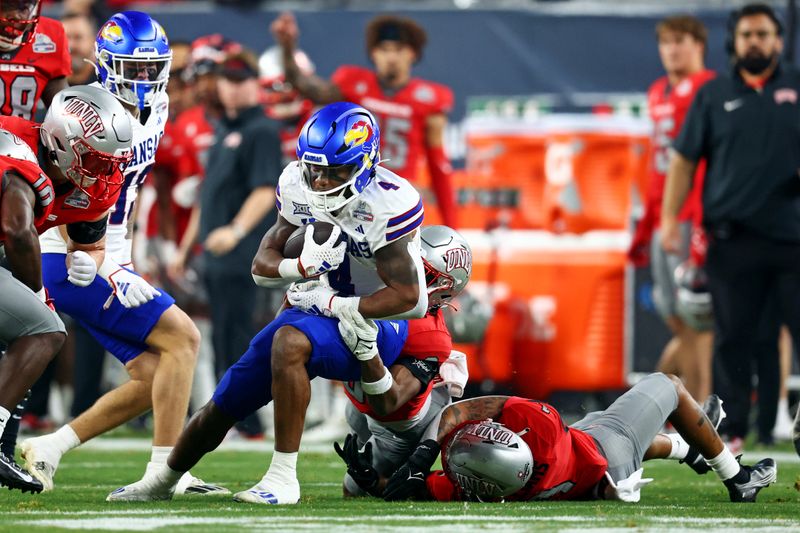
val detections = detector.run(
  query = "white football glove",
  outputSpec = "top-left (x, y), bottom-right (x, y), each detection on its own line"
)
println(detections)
top-left (67, 250), bottom-right (97, 287)
top-left (297, 225), bottom-right (347, 278)
top-left (287, 274), bottom-right (359, 318)
top-left (603, 468), bottom-right (653, 503)
top-left (102, 267), bottom-right (162, 309)
top-left (337, 307), bottom-right (379, 361)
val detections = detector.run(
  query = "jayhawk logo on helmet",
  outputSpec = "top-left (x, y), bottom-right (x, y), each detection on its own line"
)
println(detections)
top-left (344, 121), bottom-right (373, 148)
top-left (100, 21), bottom-right (123, 43)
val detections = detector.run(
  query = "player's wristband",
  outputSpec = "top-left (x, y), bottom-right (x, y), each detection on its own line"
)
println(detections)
top-left (278, 258), bottom-right (303, 281)
top-left (361, 367), bottom-right (393, 395)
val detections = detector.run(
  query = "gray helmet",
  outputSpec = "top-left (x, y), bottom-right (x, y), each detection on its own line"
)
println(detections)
top-left (674, 260), bottom-right (713, 331)
top-left (445, 420), bottom-right (533, 501)
top-left (0, 129), bottom-right (37, 163)
top-left (420, 225), bottom-right (472, 310)
top-left (40, 84), bottom-right (133, 200)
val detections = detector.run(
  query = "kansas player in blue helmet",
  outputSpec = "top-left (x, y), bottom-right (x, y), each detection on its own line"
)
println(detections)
top-left (132, 102), bottom-right (428, 504)
top-left (22, 12), bottom-right (225, 501)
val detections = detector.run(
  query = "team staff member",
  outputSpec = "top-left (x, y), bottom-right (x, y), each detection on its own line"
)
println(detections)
top-left (199, 50), bottom-right (283, 437)
top-left (661, 3), bottom-right (800, 446)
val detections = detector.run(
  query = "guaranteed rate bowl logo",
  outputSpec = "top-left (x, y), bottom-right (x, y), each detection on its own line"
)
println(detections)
top-left (344, 120), bottom-right (373, 148)
top-left (100, 21), bottom-right (124, 44)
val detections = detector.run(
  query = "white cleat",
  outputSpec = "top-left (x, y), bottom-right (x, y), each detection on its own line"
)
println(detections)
top-left (175, 473), bottom-right (231, 496)
top-left (106, 477), bottom-right (176, 502)
top-left (20, 436), bottom-right (62, 492)
top-left (233, 480), bottom-right (300, 505)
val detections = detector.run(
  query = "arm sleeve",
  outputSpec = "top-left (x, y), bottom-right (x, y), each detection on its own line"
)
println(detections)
top-left (395, 356), bottom-right (441, 389)
top-left (672, 86), bottom-right (710, 163)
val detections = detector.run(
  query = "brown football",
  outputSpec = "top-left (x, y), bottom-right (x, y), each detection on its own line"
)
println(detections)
top-left (282, 221), bottom-right (340, 259)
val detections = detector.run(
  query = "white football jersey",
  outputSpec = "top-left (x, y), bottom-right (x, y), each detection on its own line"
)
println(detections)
top-left (39, 87), bottom-right (169, 264)
top-left (276, 162), bottom-right (424, 297)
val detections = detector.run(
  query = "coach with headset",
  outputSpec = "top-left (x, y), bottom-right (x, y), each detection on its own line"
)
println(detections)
top-left (661, 2), bottom-right (800, 447)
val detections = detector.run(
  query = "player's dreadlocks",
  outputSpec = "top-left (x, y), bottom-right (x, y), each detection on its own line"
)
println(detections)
top-left (366, 15), bottom-right (427, 62)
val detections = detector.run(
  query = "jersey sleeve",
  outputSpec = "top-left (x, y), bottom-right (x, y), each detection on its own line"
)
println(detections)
top-left (426, 470), bottom-right (459, 502)
top-left (364, 175), bottom-right (424, 253)
top-left (275, 162), bottom-right (309, 226)
top-left (672, 83), bottom-right (711, 163)
top-left (430, 83), bottom-right (454, 115)
top-left (499, 397), bottom-right (568, 449)
top-left (331, 65), bottom-right (370, 101)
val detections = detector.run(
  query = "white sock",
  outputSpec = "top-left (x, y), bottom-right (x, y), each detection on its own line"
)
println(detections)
top-left (155, 464), bottom-right (184, 488)
top-left (666, 433), bottom-right (690, 460)
top-left (778, 397), bottom-right (789, 416)
top-left (262, 451), bottom-right (298, 485)
top-left (0, 406), bottom-right (10, 440)
top-left (706, 447), bottom-right (741, 481)
top-left (150, 446), bottom-right (173, 466)
top-left (51, 425), bottom-right (81, 455)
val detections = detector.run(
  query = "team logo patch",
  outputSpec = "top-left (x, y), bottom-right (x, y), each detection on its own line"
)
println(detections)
top-left (352, 201), bottom-right (374, 222)
top-left (32, 33), bottom-right (56, 53)
top-left (63, 98), bottom-right (105, 138)
top-left (444, 247), bottom-right (471, 276)
top-left (292, 201), bottom-right (312, 217)
top-left (675, 78), bottom-right (692, 97)
top-left (413, 85), bottom-right (435, 103)
top-left (775, 88), bottom-right (798, 105)
top-left (100, 21), bottom-right (124, 43)
top-left (344, 121), bottom-right (373, 148)
top-left (63, 189), bottom-right (90, 209)
top-left (223, 132), bottom-right (241, 148)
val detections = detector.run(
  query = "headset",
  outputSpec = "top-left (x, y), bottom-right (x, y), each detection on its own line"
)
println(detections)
top-left (726, 3), bottom-right (784, 56)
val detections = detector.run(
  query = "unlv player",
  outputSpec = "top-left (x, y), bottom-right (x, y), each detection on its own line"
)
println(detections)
top-left (0, 84), bottom-right (133, 493)
top-left (627, 15), bottom-right (715, 401)
top-left (330, 225), bottom-right (471, 498)
top-left (384, 374), bottom-right (776, 504)
top-left (271, 13), bottom-right (457, 228)
top-left (0, 0), bottom-right (70, 118)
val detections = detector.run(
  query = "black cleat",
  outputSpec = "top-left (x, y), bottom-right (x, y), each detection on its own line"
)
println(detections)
top-left (724, 458), bottom-right (777, 502)
top-left (681, 394), bottom-right (726, 475)
top-left (0, 451), bottom-right (43, 493)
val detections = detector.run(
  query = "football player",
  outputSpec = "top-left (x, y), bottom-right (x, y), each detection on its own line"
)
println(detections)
top-left (0, 0), bottom-right (70, 118)
top-left (125, 101), bottom-right (428, 504)
top-left (20, 12), bottom-right (223, 501)
top-left (0, 84), bottom-right (132, 492)
top-left (628, 15), bottom-right (715, 402)
top-left (271, 13), bottom-right (458, 228)
top-left (382, 374), bottom-right (777, 503)
top-left (330, 225), bottom-right (471, 498)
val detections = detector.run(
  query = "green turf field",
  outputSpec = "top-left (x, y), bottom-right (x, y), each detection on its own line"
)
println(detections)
top-left (2, 444), bottom-right (800, 532)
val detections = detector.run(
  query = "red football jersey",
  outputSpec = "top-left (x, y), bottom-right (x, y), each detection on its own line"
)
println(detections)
top-left (332, 65), bottom-right (453, 182)
top-left (147, 118), bottom-right (201, 241)
top-left (0, 115), bottom-right (120, 232)
top-left (645, 69), bottom-right (715, 227)
top-left (432, 397), bottom-right (608, 502)
top-left (0, 17), bottom-right (70, 119)
top-left (0, 155), bottom-right (54, 241)
top-left (343, 310), bottom-right (452, 423)
top-left (173, 105), bottom-right (215, 170)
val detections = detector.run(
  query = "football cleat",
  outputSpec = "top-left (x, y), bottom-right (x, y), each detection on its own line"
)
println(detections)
top-left (680, 394), bottom-right (726, 475)
top-left (724, 458), bottom-right (777, 503)
top-left (175, 474), bottom-right (231, 496)
top-left (106, 477), bottom-right (176, 502)
top-left (0, 452), bottom-right (43, 493)
top-left (233, 480), bottom-right (300, 505)
top-left (20, 436), bottom-right (62, 491)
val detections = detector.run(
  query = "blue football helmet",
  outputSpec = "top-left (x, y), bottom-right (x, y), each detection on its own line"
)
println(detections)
top-left (296, 102), bottom-right (380, 212)
top-left (95, 11), bottom-right (171, 110)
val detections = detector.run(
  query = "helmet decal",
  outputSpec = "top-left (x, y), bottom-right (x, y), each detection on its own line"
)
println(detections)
top-left (344, 120), bottom-right (374, 148)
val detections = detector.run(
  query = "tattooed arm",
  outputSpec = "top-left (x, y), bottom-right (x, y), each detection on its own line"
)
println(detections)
top-left (430, 396), bottom-right (510, 443)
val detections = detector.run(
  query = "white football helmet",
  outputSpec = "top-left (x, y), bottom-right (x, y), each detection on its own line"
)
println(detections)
top-left (40, 85), bottom-right (133, 200)
top-left (420, 225), bottom-right (473, 309)
top-left (0, 128), bottom-right (37, 163)
top-left (674, 260), bottom-right (714, 331)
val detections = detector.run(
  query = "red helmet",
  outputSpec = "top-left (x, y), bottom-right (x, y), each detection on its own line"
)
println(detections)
top-left (258, 46), bottom-right (314, 120)
top-left (185, 34), bottom-right (241, 79)
top-left (0, 0), bottom-right (40, 51)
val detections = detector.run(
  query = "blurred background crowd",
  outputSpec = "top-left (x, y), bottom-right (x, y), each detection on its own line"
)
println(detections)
top-left (20, 0), bottom-right (800, 452)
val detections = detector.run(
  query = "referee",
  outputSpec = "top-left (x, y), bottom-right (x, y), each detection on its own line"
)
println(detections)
top-left (661, 3), bottom-right (800, 447)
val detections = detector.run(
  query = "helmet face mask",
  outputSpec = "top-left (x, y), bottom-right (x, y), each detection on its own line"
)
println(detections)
top-left (445, 420), bottom-right (533, 501)
top-left (0, 0), bottom-right (40, 51)
top-left (296, 103), bottom-right (380, 213)
top-left (95, 12), bottom-right (172, 109)
top-left (420, 225), bottom-right (472, 309)
top-left (40, 86), bottom-right (133, 201)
